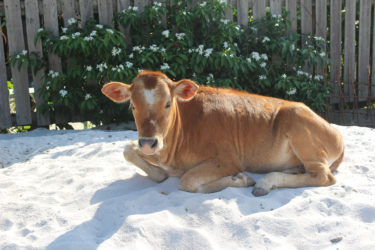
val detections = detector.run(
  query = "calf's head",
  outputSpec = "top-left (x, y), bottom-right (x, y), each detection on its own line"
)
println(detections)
top-left (101, 71), bottom-right (198, 155)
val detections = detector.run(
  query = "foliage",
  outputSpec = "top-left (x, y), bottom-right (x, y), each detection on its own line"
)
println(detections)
top-left (10, 0), bottom-right (330, 125)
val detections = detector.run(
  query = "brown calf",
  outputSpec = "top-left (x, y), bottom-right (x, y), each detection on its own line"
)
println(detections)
top-left (102, 70), bottom-right (344, 196)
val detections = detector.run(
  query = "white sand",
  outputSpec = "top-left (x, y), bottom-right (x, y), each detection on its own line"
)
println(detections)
top-left (0, 125), bottom-right (374, 249)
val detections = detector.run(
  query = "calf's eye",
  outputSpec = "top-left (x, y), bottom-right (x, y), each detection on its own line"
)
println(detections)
top-left (165, 101), bottom-right (171, 109)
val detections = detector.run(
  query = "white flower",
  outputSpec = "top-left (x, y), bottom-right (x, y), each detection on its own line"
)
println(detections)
top-left (21, 50), bottom-right (28, 55)
top-left (251, 52), bottom-right (260, 61)
top-left (290, 44), bottom-right (295, 51)
top-left (182, 11), bottom-right (187, 15)
top-left (96, 24), bottom-right (103, 29)
top-left (96, 63), bottom-right (108, 72)
top-left (154, 2), bottom-right (162, 7)
top-left (106, 29), bottom-right (114, 34)
top-left (133, 6), bottom-right (138, 11)
top-left (16, 55), bottom-right (20, 59)
top-left (149, 44), bottom-right (158, 52)
top-left (160, 63), bottom-right (170, 70)
top-left (84, 36), bottom-right (94, 41)
top-left (314, 75), bottom-right (323, 81)
top-left (200, 2), bottom-right (207, 7)
top-left (162, 30), bottom-right (170, 38)
top-left (126, 61), bottom-right (133, 68)
top-left (161, 48), bottom-right (166, 53)
top-left (60, 35), bottom-right (69, 40)
top-left (85, 93), bottom-right (92, 100)
top-left (49, 70), bottom-right (59, 78)
top-left (67, 18), bottom-right (77, 26)
top-left (272, 14), bottom-right (282, 19)
top-left (319, 52), bottom-right (326, 57)
top-left (111, 47), bottom-right (122, 56)
top-left (204, 48), bottom-right (213, 57)
top-left (286, 88), bottom-right (297, 95)
top-left (175, 33), bottom-right (186, 40)
top-left (59, 89), bottom-right (68, 97)
top-left (86, 66), bottom-right (92, 71)
top-left (196, 45), bottom-right (204, 55)
top-left (260, 62), bottom-right (266, 68)
top-left (223, 42), bottom-right (228, 49)
top-left (138, 69), bottom-right (143, 73)
top-left (314, 36), bottom-right (324, 41)
top-left (90, 30), bottom-right (97, 37)
top-left (261, 54), bottom-right (268, 61)
top-left (37, 28), bottom-right (44, 33)
top-left (119, 64), bottom-right (124, 70)
top-left (297, 70), bottom-right (304, 76)
top-left (262, 36), bottom-right (270, 43)
top-left (247, 58), bottom-right (252, 63)
top-left (129, 53), bottom-right (134, 59)
top-left (281, 74), bottom-right (287, 79)
top-left (62, 27), bottom-right (68, 33)
top-left (220, 19), bottom-right (230, 24)
top-left (259, 75), bottom-right (266, 80)
top-left (72, 32), bottom-right (80, 38)
top-left (207, 73), bottom-right (214, 81)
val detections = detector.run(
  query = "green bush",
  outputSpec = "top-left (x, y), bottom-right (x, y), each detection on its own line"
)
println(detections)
top-left (11, 0), bottom-right (329, 125)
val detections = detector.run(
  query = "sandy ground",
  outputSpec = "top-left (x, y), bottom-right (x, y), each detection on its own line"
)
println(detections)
top-left (0, 125), bottom-right (374, 249)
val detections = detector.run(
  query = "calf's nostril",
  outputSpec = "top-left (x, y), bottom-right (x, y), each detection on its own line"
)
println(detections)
top-left (138, 138), bottom-right (158, 149)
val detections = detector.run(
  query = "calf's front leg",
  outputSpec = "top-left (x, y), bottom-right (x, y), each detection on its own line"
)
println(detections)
top-left (179, 159), bottom-right (255, 193)
top-left (123, 140), bottom-right (168, 182)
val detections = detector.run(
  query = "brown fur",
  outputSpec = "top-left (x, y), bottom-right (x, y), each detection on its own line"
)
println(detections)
top-left (102, 71), bottom-right (345, 196)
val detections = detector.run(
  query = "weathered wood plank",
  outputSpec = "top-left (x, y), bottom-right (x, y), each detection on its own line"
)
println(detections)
top-left (0, 20), bottom-right (12, 129)
top-left (223, 0), bottom-right (234, 20)
top-left (61, 0), bottom-right (75, 26)
top-left (330, 0), bottom-right (342, 104)
top-left (253, 0), bottom-right (266, 20)
top-left (98, 0), bottom-right (114, 27)
top-left (301, 0), bottom-right (313, 73)
top-left (4, 0), bottom-right (32, 125)
top-left (134, 0), bottom-right (148, 12)
top-left (43, 0), bottom-right (67, 124)
top-left (25, 0), bottom-right (50, 126)
top-left (315, 0), bottom-right (327, 77)
top-left (117, 0), bottom-right (131, 44)
top-left (372, 0), bottom-right (375, 98)
top-left (270, 0), bottom-right (282, 15)
top-left (237, 0), bottom-right (249, 26)
top-left (343, 0), bottom-right (356, 102)
top-left (286, 0), bottom-right (297, 33)
top-left (79, 0), bottom-right (93, 27)
top-left (358, 0), bottom-right (371, 101)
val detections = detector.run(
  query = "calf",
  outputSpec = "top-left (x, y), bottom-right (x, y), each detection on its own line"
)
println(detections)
top-left (102, 70), bottom-right (344, 196)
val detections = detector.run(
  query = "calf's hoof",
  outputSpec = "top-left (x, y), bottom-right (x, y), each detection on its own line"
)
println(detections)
top-left (252, 187), bottom-right (269, 197)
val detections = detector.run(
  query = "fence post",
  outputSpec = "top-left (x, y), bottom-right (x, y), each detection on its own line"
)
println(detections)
top-left (358, 0), bottom-right (371, 101)
top-left (344, 0), bottom-right (356, 103)
top-left (286, 0), bottom-right (297, 33)
top-left (253, 0), bottom-right (265, 20)
top-left (237, 0), bottom-right (249, 26)
top-left (315, 0), bottom-right (327, 76)
top-left (98, 0), bottom-right (114, 27)
top-left (25, 0), bottom-right (50, 126)
top-left (79, 0), bottom-right (93, 27)
top-left (270, 0), bottom-right (282, 15)
top-left (329, 0), bottom-right (342, 104)
top-left (4, 0), bottom-right (32, 125)
top-left (0, 19), bottom-right (12, 129)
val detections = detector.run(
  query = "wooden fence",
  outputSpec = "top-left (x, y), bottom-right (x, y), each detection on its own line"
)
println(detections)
top-left (0, 0), bottom-right (375, 129)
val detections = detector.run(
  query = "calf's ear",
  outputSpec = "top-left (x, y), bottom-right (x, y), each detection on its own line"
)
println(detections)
top-left (101, 82), bottom-right (132, 103)
top-left (174, 79), bottom-right (199, 101)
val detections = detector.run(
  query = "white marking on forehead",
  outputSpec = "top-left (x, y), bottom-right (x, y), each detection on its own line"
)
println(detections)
top-left (143, 89), bottom-right (156, 105)
top-left (150, 120), bottom-right (156, 126)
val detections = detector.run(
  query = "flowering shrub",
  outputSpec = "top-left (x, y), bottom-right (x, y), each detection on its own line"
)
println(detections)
top-left (11, 0), bottom-right (329, 125)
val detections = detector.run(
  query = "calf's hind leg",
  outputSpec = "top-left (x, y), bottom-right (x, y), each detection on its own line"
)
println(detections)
top-left (179, 160), bottom-right (255, 193)
top-left (253, 120), bottom-right (339, 197)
